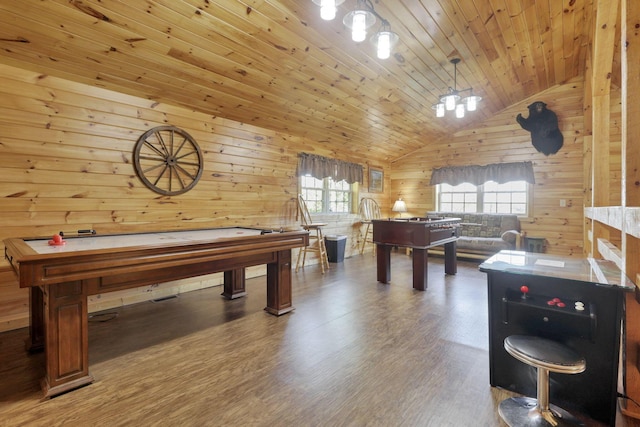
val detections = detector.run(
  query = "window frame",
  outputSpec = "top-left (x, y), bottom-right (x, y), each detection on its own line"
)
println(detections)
top-left (299, 175), bottom-right (358, 214)
top-left (436, 180), bottom-right (531, 216)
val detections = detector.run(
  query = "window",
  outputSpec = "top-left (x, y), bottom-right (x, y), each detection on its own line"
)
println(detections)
top-left (438, 182), bottom-right (477, 213)
top-left (437, 180), bottom-right (528, 215)
top-left (300, 175), bottom-right (353, 213)
top-left (482, 181), bottom-right (528, 214)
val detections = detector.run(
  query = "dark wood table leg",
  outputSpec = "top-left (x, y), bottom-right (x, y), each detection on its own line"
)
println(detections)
top-left (412, 248), bottom-right (428, 291)
top-left (26, 286), bottom-right (45, 353)
top-left (42, 280), bottom-right (93, 398)
top-left (376, 244), bottom-right (391, 283)
top-left (222, 268), bottom-right (247, 299)
top-left (444, 240), bottom-right (457, 275)
top-left (265, 249), bottom-right (294, 316)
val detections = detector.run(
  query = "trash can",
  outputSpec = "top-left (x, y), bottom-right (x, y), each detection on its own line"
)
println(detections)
top-left (524, 236), bottom-right (545, 253)
top-left (325, 235), bottom-right (347, 263)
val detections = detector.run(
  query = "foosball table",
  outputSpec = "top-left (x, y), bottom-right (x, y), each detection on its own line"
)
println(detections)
top-left (372, 217), bottom-right (461, 290)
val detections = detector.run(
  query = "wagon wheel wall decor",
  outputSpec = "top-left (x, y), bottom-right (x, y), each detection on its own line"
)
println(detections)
top-left (133, 126), bottom-right (204, 196)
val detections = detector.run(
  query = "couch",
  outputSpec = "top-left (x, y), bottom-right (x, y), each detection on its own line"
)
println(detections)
top-left (427, 212), bottom-right (521, 259)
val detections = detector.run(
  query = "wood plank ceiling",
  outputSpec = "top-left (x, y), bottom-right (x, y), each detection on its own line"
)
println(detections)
top-left (0, 0), bottom-right (595, 162)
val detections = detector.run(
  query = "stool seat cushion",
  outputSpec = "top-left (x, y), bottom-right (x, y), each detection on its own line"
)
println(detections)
top-left (504, 335), bottom-right (586, 375)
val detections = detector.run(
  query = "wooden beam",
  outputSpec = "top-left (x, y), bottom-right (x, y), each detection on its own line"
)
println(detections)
top-left (622, 0), bottom-right (640, 209)
top-left (583, 47), bottom-right (594, 257)
top-left (590, 0), bottom-right (619, 257)
top-left (618, 0), bottom-right (640, 420)
top-left (591, 0), bottom-right (620, 97)
top-left (596, 238), bottom-right (623, 269)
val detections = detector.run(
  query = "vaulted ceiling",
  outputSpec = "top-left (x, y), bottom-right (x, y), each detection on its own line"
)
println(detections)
top-left (0, 0), bottom-right (598, 162)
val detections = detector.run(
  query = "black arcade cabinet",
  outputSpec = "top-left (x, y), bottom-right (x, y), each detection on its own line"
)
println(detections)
top-left (480, 250), bottom-right (635, 426)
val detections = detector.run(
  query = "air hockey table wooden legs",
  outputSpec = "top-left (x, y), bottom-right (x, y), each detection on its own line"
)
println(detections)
top-left (24, 249), bottom-right (295, 398)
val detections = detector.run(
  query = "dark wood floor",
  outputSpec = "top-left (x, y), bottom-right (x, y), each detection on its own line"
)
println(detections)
top-left (0, 252), bottom-right (633, 426)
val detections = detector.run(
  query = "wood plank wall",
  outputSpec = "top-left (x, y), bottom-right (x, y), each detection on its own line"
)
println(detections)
top-left (0, 65), bottom-right (618, 332)
top-left (0, 64), bottom-right (390, 332)
top-left (390, 78), bottom-right (592, 257)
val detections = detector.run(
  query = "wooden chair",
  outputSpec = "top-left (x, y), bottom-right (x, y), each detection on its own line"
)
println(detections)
top-left (280, 197), bottom-right (301, 231)
top-left (295, 195), bottom-right (330, 274)
top-left (358, 197), bottom-right (381, 255)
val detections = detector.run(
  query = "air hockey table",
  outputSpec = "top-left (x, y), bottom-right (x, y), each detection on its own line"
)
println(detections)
top-left (4, 227), bottom-right (308, 397)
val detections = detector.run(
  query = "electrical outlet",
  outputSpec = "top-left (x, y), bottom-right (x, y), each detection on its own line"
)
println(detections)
top-left (560, 199), bottom-right (567, 207)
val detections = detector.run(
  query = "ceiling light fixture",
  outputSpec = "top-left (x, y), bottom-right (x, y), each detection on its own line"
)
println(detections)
top-left (343, 1), bottom-right (376, 43)
top-left (432, 58), bottom-right (482, 119)
top-left (370, 21), bottom-right (399, 60)
top-left (312, 0), bottom-right (346, 21)
top-left (312, 0), bottom-right (399, 60)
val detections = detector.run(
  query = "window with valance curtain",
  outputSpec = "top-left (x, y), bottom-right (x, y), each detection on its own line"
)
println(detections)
top-left (297, 152), bottom-right (363, 184)
top-left (429, 161), bottom-right (535, 186)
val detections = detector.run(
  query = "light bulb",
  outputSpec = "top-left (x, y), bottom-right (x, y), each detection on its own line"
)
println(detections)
top-left (320, 0), bottom-right (336, 20)
top-left (351, 11), bottom-right (367, 42)
top-left (376, 32), bottom-right (391, 59)
top-left (445, 95), bottom-right (456, 111)
top-left (436, 103), bottom-right (445, 118)
top-left (466, 96), bottom-right (477, 111)
top-left (455, 103), bottom-right (465, 118)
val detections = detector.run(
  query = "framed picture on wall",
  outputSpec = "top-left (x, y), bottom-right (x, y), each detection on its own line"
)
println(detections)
top-left (369, 167), bottom-right (384, 193)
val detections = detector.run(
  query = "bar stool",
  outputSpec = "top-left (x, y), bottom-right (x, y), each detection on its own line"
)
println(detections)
top-left (358, 197), bottom-right (381, 255)
top-left (499, 335), bottom-right (586, 427)
top-left (295, 195), bottom-right (330, 274)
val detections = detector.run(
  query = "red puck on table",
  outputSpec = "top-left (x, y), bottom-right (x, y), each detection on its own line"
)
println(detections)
top-left (48, 234), bottom-right (66, 246)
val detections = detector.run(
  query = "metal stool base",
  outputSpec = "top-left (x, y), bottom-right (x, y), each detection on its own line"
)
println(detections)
top-left (499, 397), bottom-right (584, 427)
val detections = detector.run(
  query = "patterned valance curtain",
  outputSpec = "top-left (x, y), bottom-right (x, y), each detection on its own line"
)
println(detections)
top-left (429, 161), bottom-right (535, 186)
top-left (297, 153), bottom-right (363, 184)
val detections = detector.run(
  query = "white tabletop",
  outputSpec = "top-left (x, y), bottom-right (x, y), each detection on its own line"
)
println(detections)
top-left (25, 228), bottom-right (263, 255)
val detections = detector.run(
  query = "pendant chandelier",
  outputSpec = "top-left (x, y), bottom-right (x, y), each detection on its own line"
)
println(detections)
top-left (311, 0), bottom-right (399, 60)
top-left (432, 58), bottom-right (482, 119)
